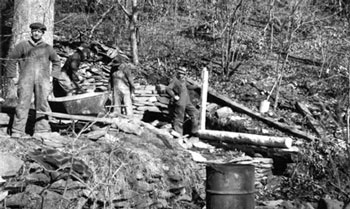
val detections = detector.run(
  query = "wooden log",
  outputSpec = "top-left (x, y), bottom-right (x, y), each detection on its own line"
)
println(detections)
top-left (187, 78), bottom-right (318, 142)
top-left (197, 129), bottom-right (293, 148)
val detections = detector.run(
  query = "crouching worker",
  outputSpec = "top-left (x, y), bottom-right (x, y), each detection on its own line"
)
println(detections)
top-left (111, 63), bottom-right (136, 116)
top-left (53, 46), bottom-right (92, 97)
top-left (5, 22), bottom-right (61, 138)
top-left (166, 67), bottom-right (199, 136)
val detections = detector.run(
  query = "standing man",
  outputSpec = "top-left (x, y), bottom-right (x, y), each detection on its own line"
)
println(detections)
top-left (166, 67), bottom-right (199, 136)
top-left (6, 22), bottom-right (61, 138)
top-left (53, 46), bottom-right (91, 97)
top-left (111, 63), bottom-right (136, 116)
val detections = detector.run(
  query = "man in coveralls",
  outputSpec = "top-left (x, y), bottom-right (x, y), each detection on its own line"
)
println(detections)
top-left (166, 67), bottom-right (198, 136)
top-left (6, 22), bottom-right (61, 138)
top-left (111, 63), bottom-right (136, 116)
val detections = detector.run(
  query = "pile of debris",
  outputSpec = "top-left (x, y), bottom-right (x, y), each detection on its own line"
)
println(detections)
top-left (0, 120), bottom-right (208, 208)
top-left (0, 126), bottom-right (278, 209)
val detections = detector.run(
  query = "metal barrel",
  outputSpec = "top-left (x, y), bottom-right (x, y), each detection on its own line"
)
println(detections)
top-left (206, 163), bottom-right (255, 209)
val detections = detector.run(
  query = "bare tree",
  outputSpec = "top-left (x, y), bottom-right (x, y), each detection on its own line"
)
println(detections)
top-left (118, 0), bottom-right (140, 65)
top-left (214, 0), bottom-right (251, 77)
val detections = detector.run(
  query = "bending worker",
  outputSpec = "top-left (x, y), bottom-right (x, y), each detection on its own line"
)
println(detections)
top-left (166, 67), bottom-right (199, 136)
top-left (6, 22), bottom-right (61, 138)
top-left (53, 46), bottom-right (91, 97)
top-left (111, 62), bottom-right (136, 116)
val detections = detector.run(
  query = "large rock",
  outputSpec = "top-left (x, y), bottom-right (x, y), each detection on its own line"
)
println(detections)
top-left (5, 192), bottom-right (42, 209)
top-left (317, 198), bottom-right (344, 209)
top-left (215, 106), bottom-right (234, 118)
top-left (0, 153), bottom-right (23, 177)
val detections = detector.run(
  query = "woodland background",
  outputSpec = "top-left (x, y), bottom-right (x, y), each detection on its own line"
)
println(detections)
top-left (1, 0), bottom-right (350, 206)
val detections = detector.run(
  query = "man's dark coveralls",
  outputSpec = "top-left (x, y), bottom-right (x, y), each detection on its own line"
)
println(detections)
top-left (166, 74), bottom-right (198, 135)
top-left (6, 39), bottom-right (61, 134)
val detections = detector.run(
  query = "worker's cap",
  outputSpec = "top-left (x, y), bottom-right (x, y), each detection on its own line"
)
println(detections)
top-left (29, 22), bottom-right (46, 31)
top-left (177, 67), bottom-right (187, 75)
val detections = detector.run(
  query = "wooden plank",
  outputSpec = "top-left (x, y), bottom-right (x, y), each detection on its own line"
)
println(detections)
top-left (48, 92), bottom-right (108, 102)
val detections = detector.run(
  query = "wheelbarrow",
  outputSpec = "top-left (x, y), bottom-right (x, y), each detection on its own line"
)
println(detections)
top-left (48, 92), bottom-right (109, 115)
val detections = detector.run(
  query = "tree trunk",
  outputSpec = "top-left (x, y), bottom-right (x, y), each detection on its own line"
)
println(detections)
top-left (130, 0), bottom-right (139, 65)
top-left (118, 0), bottom-right (139, 65)
top-left (10, 0), bottom-right (55, 48)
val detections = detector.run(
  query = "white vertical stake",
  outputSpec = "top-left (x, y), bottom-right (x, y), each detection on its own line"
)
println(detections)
top-left (200, 67), bottom-right (209, 131)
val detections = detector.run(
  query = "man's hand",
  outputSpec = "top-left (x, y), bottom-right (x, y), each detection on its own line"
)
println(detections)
top-left (174, 95), bottom-right (180, 101)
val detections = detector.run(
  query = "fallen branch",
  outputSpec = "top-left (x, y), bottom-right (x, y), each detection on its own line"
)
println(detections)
top-left (295, 102), bottom-right (325, 138)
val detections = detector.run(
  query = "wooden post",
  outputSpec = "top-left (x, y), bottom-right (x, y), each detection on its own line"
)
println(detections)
top-left (200, 67), bottom-right (209, 131)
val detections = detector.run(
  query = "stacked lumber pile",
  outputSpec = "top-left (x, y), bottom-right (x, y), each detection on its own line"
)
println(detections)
top-left (74, 63), bottom-right (110, 92)
top-left (132, 84), bottom-right (169, 120)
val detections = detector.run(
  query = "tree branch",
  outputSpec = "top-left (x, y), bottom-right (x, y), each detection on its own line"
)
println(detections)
top-left (117, 0), bottom-right (131, 17)
top-left (89, 5), bottom-right (116, 39)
